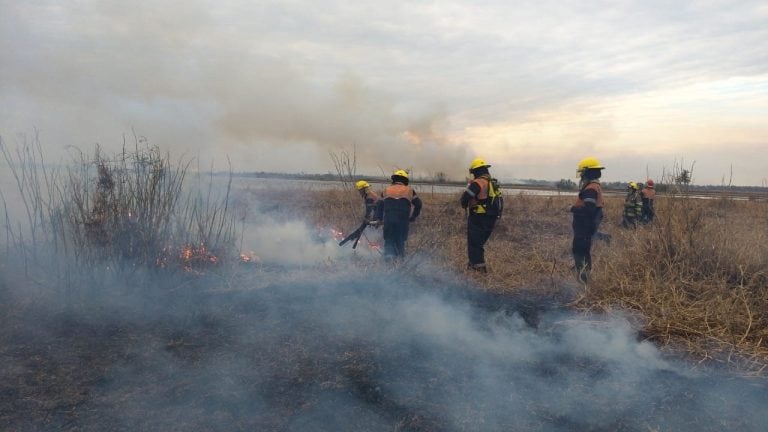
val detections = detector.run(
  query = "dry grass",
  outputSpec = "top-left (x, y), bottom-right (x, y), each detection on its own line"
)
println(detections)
top-left (1, 140), bottom-right (237, 276)
top-left (249, 186), bottom-right (768, 374)
top-left (591, 195), bottom-right (768, 373)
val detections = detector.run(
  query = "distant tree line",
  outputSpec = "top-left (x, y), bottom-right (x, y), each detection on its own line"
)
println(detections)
top-left (225, 171), bottom-right (767, 194)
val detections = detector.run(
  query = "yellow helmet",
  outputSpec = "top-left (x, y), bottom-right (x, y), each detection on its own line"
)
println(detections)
top-left (469, 158), bottom-right (491, 171)
top-left (629, 181), bottom-right (638, 190)
top-left (576, 157), bottom-right (605, 175)
top-left (392, 169), bottom-right (409, 179)
top-left (355, 180), bottom-right (370, 190)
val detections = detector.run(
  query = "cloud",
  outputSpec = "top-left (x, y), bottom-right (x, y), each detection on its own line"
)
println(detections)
top-left (1, 0), bottom-right (767, 183)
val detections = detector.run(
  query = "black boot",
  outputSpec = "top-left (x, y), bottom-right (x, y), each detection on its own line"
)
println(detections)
top-left (468, 263), bottom-right (488, 273)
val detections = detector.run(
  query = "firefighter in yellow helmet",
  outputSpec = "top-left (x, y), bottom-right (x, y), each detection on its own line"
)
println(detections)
top-left (355, 180), bottom-right (380, 221)
top-left (374, 169), bottom-right (423, 258)
top-left (622, 181), bottom-right (642, 228)
top-left (460, 158), bottom-right (499, 272)
top-left (571, 157), bottom-right (606, 283)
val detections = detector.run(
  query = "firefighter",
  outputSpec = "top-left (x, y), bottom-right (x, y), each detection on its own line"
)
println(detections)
top-left (374, 169), bottom-right (422, 258)
top-left (460, 158), bottom-right (498, 272)
top-left (570, 157), bottom-right (605, 283)
top-left (641, 179), bottom-right (656, 223)
top-left (355, 180), bottom-right (380, 221)
top-left (622, 182), bottom-right (642, 228)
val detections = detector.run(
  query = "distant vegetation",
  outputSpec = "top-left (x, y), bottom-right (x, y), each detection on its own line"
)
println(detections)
top-left (229, 170), bottom-right (768, 196)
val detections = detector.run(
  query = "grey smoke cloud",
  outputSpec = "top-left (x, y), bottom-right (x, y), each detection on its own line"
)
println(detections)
top-left (239, 216), bottom-right (379, 265)
top-left (0, 0), bottom-right (468, 177)
top-left (2, 0), bottom-right (768, 183)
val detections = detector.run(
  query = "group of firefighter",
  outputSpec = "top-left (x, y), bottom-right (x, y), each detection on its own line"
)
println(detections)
top-left (621, 179), bottom-right (656, 228)
top-left (350, 156), bottom-right (656, 284)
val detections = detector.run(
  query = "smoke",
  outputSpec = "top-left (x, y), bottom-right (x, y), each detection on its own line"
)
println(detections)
top-left (208, 65), bottom-right (468, 177)
top-left (239, 217), bottom-right (345, 266)
top-left (2, 224), bottom-right (767, 431)
top-left (0, 1), bottom-right (468, 178)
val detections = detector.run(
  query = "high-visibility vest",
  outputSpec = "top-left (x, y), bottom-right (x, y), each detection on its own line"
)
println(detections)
top-left (468, 177), bottom-right (489, 213)
top-left (624, 190), bottom-right (641, 217)
top-left (573, 181), bottom-right (604, 208)
top-left (383, 183), bottom-right (414, 201)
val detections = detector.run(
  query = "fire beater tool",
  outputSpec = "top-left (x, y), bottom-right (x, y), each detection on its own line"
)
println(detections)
top-left (338, 220), bottom-right (370, 249)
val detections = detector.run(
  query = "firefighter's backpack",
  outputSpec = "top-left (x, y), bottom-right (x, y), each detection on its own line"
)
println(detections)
top-left (485, 178), bottom-right (504, 218)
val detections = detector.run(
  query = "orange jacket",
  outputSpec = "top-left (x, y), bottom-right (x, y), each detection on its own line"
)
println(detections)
top-left (573, 181), bottom-right (605, 208)
top-left (641, 188), bottom-right (656, 200)
top-left (383, 183), bottom-right (414, 201)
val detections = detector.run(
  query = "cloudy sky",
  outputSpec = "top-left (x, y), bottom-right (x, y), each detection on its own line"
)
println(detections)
top-left (1, 0), bottom-right (767, 185)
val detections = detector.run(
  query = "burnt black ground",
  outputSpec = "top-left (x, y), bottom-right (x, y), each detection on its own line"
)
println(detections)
top-left (1, 265), bottom-right (767, 431)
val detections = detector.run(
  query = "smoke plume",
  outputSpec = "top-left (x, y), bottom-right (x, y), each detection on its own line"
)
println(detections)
top-left (0, 1), bottom-right (468, 179)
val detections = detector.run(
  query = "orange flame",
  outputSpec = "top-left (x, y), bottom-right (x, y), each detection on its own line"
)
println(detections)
top-left (240, 250), bottom-right (261, 264)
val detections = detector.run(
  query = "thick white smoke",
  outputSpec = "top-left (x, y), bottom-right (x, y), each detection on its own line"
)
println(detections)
top-left (240, 217), bottom-right (344, 266)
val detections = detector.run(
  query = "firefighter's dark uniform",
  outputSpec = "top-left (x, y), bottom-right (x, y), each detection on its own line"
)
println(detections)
top-left (460, 175), bottom-right (496, 270)
top-left (622, 187), bottom-right (642, 228)
top-left (375, 182), bottom-right (422, 257)
top-left (641, 186), bottom-right (656, 223)
top-left (362, 189), bottom-right (380, 221)
top-left (571, 180), bottom-right (604, 282)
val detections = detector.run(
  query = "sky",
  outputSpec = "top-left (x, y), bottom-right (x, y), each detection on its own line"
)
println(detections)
top-left (1, 0), bottom-right (767, 185)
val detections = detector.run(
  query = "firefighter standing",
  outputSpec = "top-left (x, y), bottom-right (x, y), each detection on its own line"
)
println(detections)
top-left (355, 180), bottom-right (380, 221)
top-left (374, 169), bottom-right (422, 258)
top-left (622, 182), bottom-right (642, 228)
top-left (641, 179), bottom-right (656, 223)
top-left (460, 158), bottom-right (498, 272)
top-left (571, 157), bottom-right (605, 283)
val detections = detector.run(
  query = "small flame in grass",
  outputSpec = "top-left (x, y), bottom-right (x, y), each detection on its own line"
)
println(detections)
top-left (240, 250), bottom-right (261, 264)
top-left (181, 245), bottom-right (194, 262)
top-left (331, 228), bottom-right (345, 242)
top-left (153, 241), bottom-right (228, 273)
top-left (180, 244), bottom-right (219, 271)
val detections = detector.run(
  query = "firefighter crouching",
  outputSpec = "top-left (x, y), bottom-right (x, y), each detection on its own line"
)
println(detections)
top-left (641, 179), bottom-right (656, 223)
top-left (355, 180), bottom-right (380, 221)
top-left (571, 157), bottom-right (606, 283)
top-left (374, 169), bottom-right (422, 258)
top-left (460, 158), bottom-right (498, 273)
